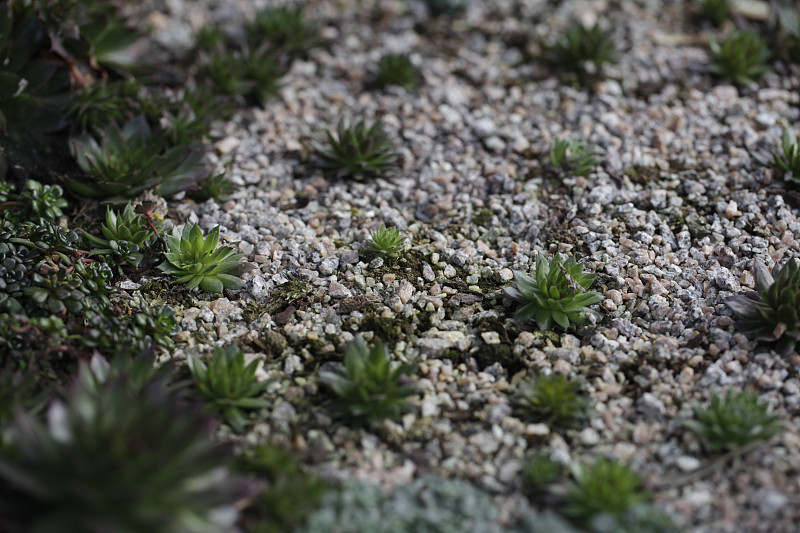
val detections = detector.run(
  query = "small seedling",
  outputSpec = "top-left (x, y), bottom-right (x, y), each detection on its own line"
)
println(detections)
top-left (158, 223), bottom-right (249, 293)
top-left (770, 127), bottom-right (800, 187)
top-left (522, 452), bottom-right (563, 497)
top-left (551, 22), bottom-right (616, 78)
top-left (709, 29), bottom-right (770, 85)
top-left (505, 253), bottom-right (602, 330)
top-left (683, 389), bottom-right (782, 453)
top-left (366, 225), bottom-right (406, 258)
top-left (83, 202), bottom-right (162, 268)
top-left (313, 119), bottom-right (399, 179)
top-left (188, 345), bottom-right (271, 433)
top-left (513, 373), bottom-right (590, 431)
top-left (548, 138), bottom-right (597, 177)
top-left (245, 5), bottom-right (321, 59)
top-left (369, 54), bottom-right (420, 90)
top-left (695, 0), bottom-right (733, 27)
top-left (563, 457), bottom-right (650, 525)
top-left (319, 336), bottom-right (416, 427)
top-left (726, 258), bottom-right (800, 355)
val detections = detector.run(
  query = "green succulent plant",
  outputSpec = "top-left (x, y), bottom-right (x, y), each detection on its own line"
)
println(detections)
top-left (319, 336), bottom-right (416, 427)
top-left (83, 202), bottom-right (162, 268)
top-left (770, 127), bottom-right (800, 188)
top-left (512, 373), bottom-right (590, 431)
top-left (369, 54), bottom-right (420, 91)
top-left (158, 223), bottom-right (249, 293)
top-left (425, 0), bottom-right (471, 17)
top-left (313, 119), bottom-right (400, 180)
top-left (505, 253), bottom-right (602, 330)
top-left (695, 0), bottom-right (733, 27)
top-left (521, 452), bottom-right (563, 497)
top-left (0, 357), bottom-right (245, 533)
top-left (198, 41), bottom-right (286, 107)
top-left (551, 22), bottom-right (616, 78)
top-left (726, 258), bottom-right (800, 355)
top-left (366, 225), bottom-right (406, 258)
top-left (683, 389), bottom-right (782, 453)
top-left (189, 172), bottom-right (236, 202)
top-left (68, 115), bottom-right (213, 201)
top-left (548, 138), bottom-right (598, 177)
top-left (563, 457), bottom-right (651, 526)
top-left (188, 345), bottom-right (271, 433)
top-left (709, 29), bottom-right (770, 85)
top-left (245, 5), bottom-right (321, 59)
top-left (0, 180), bottom-right (69, 222)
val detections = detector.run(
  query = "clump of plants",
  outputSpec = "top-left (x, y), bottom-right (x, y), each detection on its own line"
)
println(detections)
top-left (319, 336), bottom-right (416, 427)
top-left (158, 223), bottom-right (249, 293)
top-left (369, 54), bottom-right (420, 90)
top-left (0, 180), bottom-right (68, 221)
top-left (188, 345), bottom-right (271, 433)
top-left (0, 356), bottom-right (245, 533)
top-left (548, 138), bottom-right (598, 177)
top-left (562, 457), bottom-right (650, 526)
top-left (245, 5), bottom-right (321, 60)
top-left (313, 119), bottom-right (400, 179)
top-left (513, 373), bottom-right (591, 431)
top-left (505, 253), bottom-right (602, 330)
top-left (709, 29), bottom-right (770, 85)
top-left (695, 0), bottom-right (733, 27)
top-left (82, 202), bottom-right (163, 268)
top-left (726, 258), bottom-right (800, 355)
top-left (197, 43), bottom-right (287, 108)
top-left (522, 452), bottom-right (563, 497)
top-left (769, 127), bottom-right (800, 188)
top-left (550, 21), bottom-right (616, 79)
top-left (366, 225), bottom-right (406, 258)
top-left (683, 389), bottom-right (782, 453)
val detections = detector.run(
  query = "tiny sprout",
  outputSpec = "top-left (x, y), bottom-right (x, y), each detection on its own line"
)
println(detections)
top-left (551, 22), bottom-right (616, 78)
top-left (366, 225), bottom-right (406, 258)
top-left (513, 373), bottom-right (590, 431)
top-left (369, 54), bottom-right (420, 91)
top-left (548, 138), bottom-right (597, 177)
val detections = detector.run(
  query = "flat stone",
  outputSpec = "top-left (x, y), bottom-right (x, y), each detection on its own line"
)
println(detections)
top-left (397, 280), bottom-right (414, 304)
top-left (328, 280), bottom-right (352, 298)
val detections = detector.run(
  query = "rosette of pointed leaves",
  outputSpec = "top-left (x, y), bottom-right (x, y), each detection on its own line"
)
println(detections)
top-left (158, 224), bottom-right (248, 293)
top-left (548, 138), bottom-right (597, 177)
top-left (319, 336), bottom-right (417, 427)
top-left (68, 115), bottom-right (212, 201)
top-left (771, 127), bottom-right (800, 188)
top-left (366, 225), bottom-right (406, 258)
top-left (0, 357), bottom-right (246, 533)
top-left (709, 30), bottom-right (770, 85)
top-left (313, 119), bottom-right (399, 180)
top-left (188, 345), bottom-right (271, 433)
top-left (505, 253), bottom-right (602, 330)
top-left (551, 21), bottom-right (616, 78)
top-left (684, 389), bottom-right (782, 453)
top-left (726, 258), bottom-right (800, 355)
top-left (83, 202), bottom-right (161, 267)
top-left (245, 5), bottom-right (321, 59)
top-left (512, 373), bottom-right (590, 431)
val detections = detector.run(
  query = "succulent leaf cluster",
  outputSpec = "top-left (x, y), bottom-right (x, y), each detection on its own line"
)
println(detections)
top-left (521, 452), bottom-right (563, 496)
top-left (563, 457), bottom-right (650, 526)
top-left (188, 345), bottom-right (271, 433)
top-left (551, 22), bottom-right (616, 78)
top-left (683, 389), bottom-right (782, 452)
top-left (245, 5), bottom-right (321, 60)
top-left (726, 258), bottom-right (800, 355)
top-left (709, 30), bottom-right (770, 85)
top-left (0, 180), bottom-right (68, 222)
top-left (313, 119), bottom-right (400, 179)
top-left (425, 0), bottom-right (472, 17)
top-left (158, 223), bottom-right (248, 293)
top-left (548, 138), bottom-right (598, 177)
top-left (68, 115), bottom-right (213, 201)
top-left (83, 202), bottom-right (162, 268)
top-left (366, 225), bottom-right (406, 258)
top-left (198, 44), bottom-right (286, 107)
top-left (695, 0), bottom-right (733, 27)
top-left (505, 253), bottom-right (602, 330)
top-left (369, 54), bottom-right (420, 91)
top-left (770, 127), bottom-right (800, 188)
top-left (319, 336), bottom-right (416, 427)
top-left (0, 357), bottom-right (245, 533)
top-left (512, 373), bottom-right (590, 431)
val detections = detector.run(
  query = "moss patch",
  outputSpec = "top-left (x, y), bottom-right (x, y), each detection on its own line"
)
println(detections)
top-left (264, 280), bottom-right (312, 315)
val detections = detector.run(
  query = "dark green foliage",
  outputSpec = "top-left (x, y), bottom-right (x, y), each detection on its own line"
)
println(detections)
top-left (198, 45), bottom-right (286, 107)
top-left (726, 258), bottom-right (800, 355)
top-left (522, 452), bottom-right (563, 496)
top-left (425, 0), bottom-right (471, 17)
top-left (68, 115), bottom-right (213, 201)
top-left (0, 368), bottom-right (48, 425)
top-left (319, 336), bottom-right (416, 427)
top-left (235, 444), bottom-right (329, 533)
top-left (695, 0), bottom-right (733, 27)
top-left (366, 225), bottom-right (406, 258)
top-left (82, 202), bottom-right (162, 268)
top-left (158, 223), bottom-right (249, 293)
top-left (771, 1), bottom-right (800, 62)
top-left (313, 119), bottom-right (400, 179)
top-left (245, 5), bottom-right (321, 59)
top-left (0, 314), bottom-right (69, 364)
top-left (76, 304), bottom-right (177, 355)
top-left (563, 457), bottom-right (650, 526)
top-left (683, 389), bottom-right (782, 453)
top-left (513, 373), bottom-right (590, 431)
top-left (188, 345), bottom-right (270, 433)
top-left (369, 54), bottom-right (420, 90)
top-left (548, 138), bottom-right (597, 177)
top-left (551, 22), bottom-right (616, 78)
top-left (189, 172), bottom-right (236, 202)
top-left (770, 128), bottom-right (800, 188)
top-left (0, 180), bottom-right (68, 222)
top-left (0, 356), bottom-right (245, 533)
top-left (505, 253), bottom-right (602, 330)
top-left (65, 80), bottom-right (140, 134)
top-left (709, 30), bottom-right (770, 85)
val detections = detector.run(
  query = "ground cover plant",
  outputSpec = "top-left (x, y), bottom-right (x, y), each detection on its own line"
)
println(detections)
top-left (709, 29), bottom-right (771, 85)
top-left (3, 0), bottom-right (800, 531)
